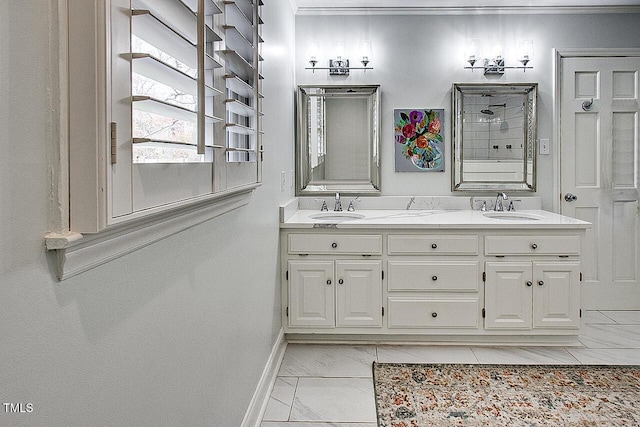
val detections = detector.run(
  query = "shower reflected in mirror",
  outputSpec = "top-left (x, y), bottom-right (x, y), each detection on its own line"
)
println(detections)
top-left (452, 83), bottom-right (537, 192)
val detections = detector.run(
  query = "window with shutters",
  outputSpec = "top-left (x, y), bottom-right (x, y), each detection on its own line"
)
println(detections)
top-left (45, 0), bottom-right (264, 280)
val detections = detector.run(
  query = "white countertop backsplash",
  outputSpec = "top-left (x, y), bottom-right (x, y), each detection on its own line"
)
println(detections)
top-left (295, 195), bottom-right (542, 212)
top-left (279, 196), bottom-right (590, 229)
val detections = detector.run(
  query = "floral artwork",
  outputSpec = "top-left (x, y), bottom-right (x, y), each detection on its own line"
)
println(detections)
top-left (394, 109), bottom-right (444, 172)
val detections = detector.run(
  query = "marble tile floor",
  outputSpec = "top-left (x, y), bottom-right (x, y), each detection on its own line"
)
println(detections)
top-left (260, 310), bottom-right (640, 427)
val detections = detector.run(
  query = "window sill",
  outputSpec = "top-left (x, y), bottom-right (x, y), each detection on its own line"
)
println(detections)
top-left (45, 185), bottom-right (258, 280)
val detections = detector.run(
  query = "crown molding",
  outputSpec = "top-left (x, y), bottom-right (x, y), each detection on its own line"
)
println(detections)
top-left (295, 5), bottom-right (640, 15)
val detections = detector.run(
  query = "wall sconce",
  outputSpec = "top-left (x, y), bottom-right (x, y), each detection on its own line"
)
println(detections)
top-left (307, 42), bottom-right (319, 68)
top-left (464, 39), bottom-right (533, 75)
top-left (330, 41), bottom-right (349, 75)
top-left (306, 40), bottom-right (374, 75)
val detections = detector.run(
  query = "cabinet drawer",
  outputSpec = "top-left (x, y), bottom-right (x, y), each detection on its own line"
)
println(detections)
top-left (388, 235), bottom-right (478, 255)
top-left (388, 261), bottom-right (479, 292)
top-left (485, 235), bottom-right (581, 256)
top-left (288, 234), bottom-right (382, 255)
top-left (387, 298), bottom-right (479, 328)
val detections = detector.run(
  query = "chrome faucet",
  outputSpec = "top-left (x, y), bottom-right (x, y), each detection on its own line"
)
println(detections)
top-left (334, 192), bottom-right (342, 212)
top-left (406, 196), bottom-right (416, 210)
top-left (494, 192), bottom-right (508, 211)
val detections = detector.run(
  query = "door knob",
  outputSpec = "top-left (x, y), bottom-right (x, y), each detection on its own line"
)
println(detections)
top-left (564, 193), bottom-right (577, 202)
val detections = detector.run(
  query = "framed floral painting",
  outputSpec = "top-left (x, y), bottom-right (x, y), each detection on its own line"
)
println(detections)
top-left (394, 109), bottom-right (444, 172)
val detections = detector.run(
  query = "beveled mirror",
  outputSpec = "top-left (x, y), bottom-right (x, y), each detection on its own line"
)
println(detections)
top-left (296, 85), bottom-right (381, 195)
top-left (452, 83), bottom-right (537, 192)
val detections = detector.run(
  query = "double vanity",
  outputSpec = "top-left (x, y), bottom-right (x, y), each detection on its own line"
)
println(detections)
top-left (287, 83), bottom-right (588, 345)
top-left (280, 197), bottom-right (590, 345)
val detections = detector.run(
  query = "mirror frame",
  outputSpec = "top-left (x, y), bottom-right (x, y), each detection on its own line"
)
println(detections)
top-left (452, 83), bottom-right (538, 192)
top-left (296, 85), bottom-right (381, 196)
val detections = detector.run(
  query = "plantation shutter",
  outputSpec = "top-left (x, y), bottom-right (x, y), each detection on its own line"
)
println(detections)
top-left (130, 0), bottom-right (224, 164)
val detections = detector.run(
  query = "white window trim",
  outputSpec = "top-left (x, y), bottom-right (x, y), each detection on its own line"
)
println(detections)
top-left (45, 0), bottom-right (261, 280)
top-left (45, 186), bottom-right (257, 280)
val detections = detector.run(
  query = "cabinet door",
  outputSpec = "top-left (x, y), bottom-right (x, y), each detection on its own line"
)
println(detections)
top-left (485, 262), bottom-right (533, 329)
top-left (533, 261), bottom-right (581, 329)
top-left (289, 261), bottom-right (334, 328)
top-left (336, 260), bottom-right (383, 327)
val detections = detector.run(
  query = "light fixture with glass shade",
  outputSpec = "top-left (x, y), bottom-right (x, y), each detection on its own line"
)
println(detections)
top-left (306, 40), bottom-right (374, 74)
top-left (329, 41), bottom-right (349, 75)
top-left (464, 39), bottom-right (534, 75)
top-left (518, 39), bottom-right (534, 66)
top-left (307, 42), bottom-right (319, 69)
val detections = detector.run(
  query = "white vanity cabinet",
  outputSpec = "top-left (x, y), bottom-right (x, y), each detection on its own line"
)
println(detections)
top-left (286, 234), bottom-right (383, 330)
top-left (280, 209), bottom-right (588, 344)
top-left (386, 234), bottom-right (481, 330)
top-left (484, 236), bottom-right (581, 331)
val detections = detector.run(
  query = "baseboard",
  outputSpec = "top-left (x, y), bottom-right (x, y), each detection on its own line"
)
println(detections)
top-left (241, 328), bottom-right (287, 427)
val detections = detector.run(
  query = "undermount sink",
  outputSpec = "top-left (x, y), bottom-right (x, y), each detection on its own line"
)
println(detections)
top-left (483, 211), bottom-right (543, 221)
top-left (309, 212), bottom-right (365, 221)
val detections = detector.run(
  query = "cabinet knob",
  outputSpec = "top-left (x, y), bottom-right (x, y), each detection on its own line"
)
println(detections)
top-left (431, 312), bottom-right (438, 318)
top-left (331, 242), bottom-right (338, 249)
top-left (338, 279), bottom-right (344, 285)
top-left (431, 243), bottom-right (438, 249)
top-left (531, 243), bottom-right (538, 250)
top-left (526, 281), bottom-right (533, 287)
top-left (432, 275), bottom-right (438, 281)
top-left (326, 279), bottom-right (332, 285)
top-left (538, 280), bottom-right (544, 286)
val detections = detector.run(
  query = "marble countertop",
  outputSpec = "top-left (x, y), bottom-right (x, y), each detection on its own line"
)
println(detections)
top-left (280, 209), bottom-right (591, 230)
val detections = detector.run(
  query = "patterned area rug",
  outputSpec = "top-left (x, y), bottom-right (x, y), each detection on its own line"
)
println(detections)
top-left (373, 362), bottom-right (640, 426)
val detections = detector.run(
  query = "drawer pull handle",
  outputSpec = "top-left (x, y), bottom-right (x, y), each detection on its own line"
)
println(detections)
top-left (338, 279), bottom-right (344, 285)
top-left (526, 281), bottom-right (533, 287)
top-left (531, 243), bottom-right (538, 250)
top-left (538, 280), bottom-right (544, 286)
top-left (432, 275), bottom-right (438, 281)
top-left (431, 312), bottom-right (438, 318)
top-left (431, 243), bottom-right (438, 249)
top-left (326, 279), bottom-right (332, 285)
top-left (331, 242), bottom-right (338, 249)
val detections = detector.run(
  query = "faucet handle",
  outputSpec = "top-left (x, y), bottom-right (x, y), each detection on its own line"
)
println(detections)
top-left (315, 198), bottom-right (328, 211)
top-left (347, 196), bottom-right (360, 212)
top-left (472, 199), bottom-right (488, 211)
top-left (507, 199), bottom-right (521, 212)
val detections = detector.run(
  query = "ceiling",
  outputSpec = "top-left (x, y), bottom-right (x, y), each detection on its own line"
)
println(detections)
top-left (294, 0), bottom-right (640, 13)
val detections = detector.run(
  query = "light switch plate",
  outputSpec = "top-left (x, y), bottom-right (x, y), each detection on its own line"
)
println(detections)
top-left (539, 138), bottom-right (550, 155)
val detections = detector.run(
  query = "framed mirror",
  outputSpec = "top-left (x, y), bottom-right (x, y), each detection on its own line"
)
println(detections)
top-left (452, 83), bottom-right (537, 192)
top-left (296, 85), bottom-right (381, 195)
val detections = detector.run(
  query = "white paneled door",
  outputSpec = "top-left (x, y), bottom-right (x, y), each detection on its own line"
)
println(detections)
top-left (561, 56), bottom-right (640, 309)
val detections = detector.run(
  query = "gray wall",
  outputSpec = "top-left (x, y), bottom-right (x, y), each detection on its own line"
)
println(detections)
top-left (296, 12), bottom-right (640, 209)
top-left (0, 1), bottom-right (295, 426)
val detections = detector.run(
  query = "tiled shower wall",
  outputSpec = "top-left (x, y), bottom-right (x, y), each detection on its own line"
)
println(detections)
top-left (462, 94), bottom-right (525, 160)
